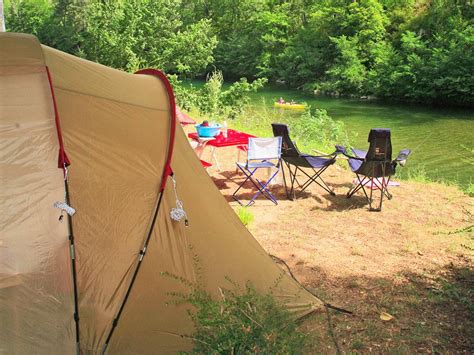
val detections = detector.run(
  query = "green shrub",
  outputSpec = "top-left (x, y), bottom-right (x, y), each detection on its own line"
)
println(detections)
top-left (231, 104), bottom-right (351, 156)
top-left (170, 70), bottom-right (267, 121)
top-left (236, 207), bottom-right (254, 227)
top-left (288, 108), bottom-right (350, 153)
top-left (177, 282), bottom-right (308, 354)
top-left (168, 74), bottom-right (199, 111)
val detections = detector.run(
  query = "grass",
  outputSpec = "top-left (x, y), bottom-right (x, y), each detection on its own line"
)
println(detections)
top-left (401, 163), bottom-right (474, 196)
top-left (428, 275), bottom-right (474, 316)
top-left (405, 164), bottom-right (431, 183)
top-left (351, 339), bottom-right (365, 350)
top-left (236, 206), bottom-right (254, 226)
top-left (306, 265), bottom-right (474, 353)
top-left (464, 181), bottom-right (474, 197)
top-left (178, 282), bottom-right (310, 354)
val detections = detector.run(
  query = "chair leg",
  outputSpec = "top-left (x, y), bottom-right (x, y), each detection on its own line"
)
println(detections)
top-left (347, 175), bottom-right (367, 198)
top-left (289, 165), bottom-right (298, 200)
top-left (368, 167), bottom-right (375, 210)
top-left (370, 166), bottom-right (390, 212)
top-left (348, 168), bottom-right (393, 211)
top-left (347, 180), bottom-right (363, 198)
top-left (383, 176), bottom-right (393, 200)
top-left (281, 161), bottom-right (290, 199)
top-left (248, 170), bottom-right (280, 205)
top-left (233, 165), bottom-right (280, 206)
top-left (282, 163), bottom-right (336, 198)
top-left (282, 161), bottom-right (297, 200)
top-left (316, 174), bottom-right (335, 196)
top-left (232, 165), bottom-right (257, 206)
top-left (368, 181), bottom-right (383, 212)
top-left (347, 177), bottom-right (372, 208)
top-left (299, 165), bottom-right (335, 196)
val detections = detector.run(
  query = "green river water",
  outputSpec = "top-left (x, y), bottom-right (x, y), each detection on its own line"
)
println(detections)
top-left (248, 87), bottom-right (473, 187)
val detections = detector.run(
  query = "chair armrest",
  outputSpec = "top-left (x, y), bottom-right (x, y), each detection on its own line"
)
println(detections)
top-left (335, 145), bottom-right (348, 155)
top-left (395, 149), bottom-right (411, 161)
top-left (394, 149), bottom-right (411, 167)
top-left (335, 145), bottom-right (364, 161)
top-left (351, 148), bottom-right (367, 159)
top-left (311, 148), bottom-right (337, 158)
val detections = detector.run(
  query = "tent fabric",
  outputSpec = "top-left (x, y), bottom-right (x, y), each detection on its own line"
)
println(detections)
top-left (0, 33), bottom-right (322, 354)
top-left (0, 33), bottom-right (75, 353)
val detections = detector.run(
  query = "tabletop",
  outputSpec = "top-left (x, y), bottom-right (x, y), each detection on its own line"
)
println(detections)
top-left (188, 129), bottom-right (255, 148)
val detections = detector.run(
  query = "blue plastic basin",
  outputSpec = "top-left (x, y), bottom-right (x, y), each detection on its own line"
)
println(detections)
top-left (195, 124), bottom-right (221, 137)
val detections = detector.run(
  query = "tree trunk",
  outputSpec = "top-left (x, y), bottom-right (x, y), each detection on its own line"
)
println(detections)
top-left (0, 0), bottom-right (5, 32)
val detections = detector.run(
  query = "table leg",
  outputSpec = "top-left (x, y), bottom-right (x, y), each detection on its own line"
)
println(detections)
top-left (196, 144), bottom-right (205, 159)
top-left (194, 141), bottom-right (211, 159)
top-left (211, 147), bottom-right (221, 171)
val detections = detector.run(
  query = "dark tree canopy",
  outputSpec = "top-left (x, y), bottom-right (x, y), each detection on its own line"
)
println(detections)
top-left (5, 0), bottom-right (474, 106)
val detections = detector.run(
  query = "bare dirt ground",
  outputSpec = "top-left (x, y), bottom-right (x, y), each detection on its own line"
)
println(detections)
top-left (198, 143), bottom-right (473, 353)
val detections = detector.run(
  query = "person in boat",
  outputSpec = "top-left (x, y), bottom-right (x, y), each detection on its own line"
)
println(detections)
top-left (278, 97), bottom-right (285, 104)
top-left (290, 99), bottom-right (296, 105)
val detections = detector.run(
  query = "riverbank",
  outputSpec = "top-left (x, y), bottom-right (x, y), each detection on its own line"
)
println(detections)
top-left (249, 88), bottom-right (474, 187)
top-left (196, 141), bottom-right (473, 353)
top-left (185, 80), bottom-right (474, 188)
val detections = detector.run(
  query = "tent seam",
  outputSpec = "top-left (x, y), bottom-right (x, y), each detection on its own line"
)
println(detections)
top-left (52, 86), bottom-right (171, 112)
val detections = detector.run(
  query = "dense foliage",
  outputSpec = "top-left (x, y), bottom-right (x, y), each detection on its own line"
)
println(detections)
top-left (231, 105), bottom-right (351, 155)
top-left (172, 70), bottom-right (267, 120)
top-left (163, 273), bottom-right (308, 354)
top-left (5, 0), bottom-right (217, 73)
top-left (5, 0), bottom-right (473, 106)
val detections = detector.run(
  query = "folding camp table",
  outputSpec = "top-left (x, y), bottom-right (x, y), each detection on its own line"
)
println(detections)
top-left (188, 129), bottom-right (255, 170)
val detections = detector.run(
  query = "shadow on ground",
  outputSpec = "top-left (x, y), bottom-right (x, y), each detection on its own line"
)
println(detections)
top-left (287, 259), bottom-right (474, 353)
top-left (211, 169), bottom-right (393, 212)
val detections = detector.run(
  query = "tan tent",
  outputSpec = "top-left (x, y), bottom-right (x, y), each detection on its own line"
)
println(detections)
top-left (0, 33), bottom-right (321, 354)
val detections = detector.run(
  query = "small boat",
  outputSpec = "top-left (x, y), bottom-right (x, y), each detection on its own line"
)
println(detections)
top-left (274, 102), bottom-right (307, 110)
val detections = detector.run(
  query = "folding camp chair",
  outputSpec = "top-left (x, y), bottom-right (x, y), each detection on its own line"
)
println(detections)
top-left (336, 128), bottom-right (411, 211)
top-left (233, 137), bottom-right (282, 206)
top-left (271, 123), bottom-right (337, 200)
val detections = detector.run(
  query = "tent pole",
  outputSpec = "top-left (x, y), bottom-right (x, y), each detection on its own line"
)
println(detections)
top-left (101, 68), bottom-right (176, 354)
top-left (65, 174), bottom-right (81, 355)
top-left (45, 65), bottom-right (80, 353)
top-left (101, 189), bottom-right (167, 354)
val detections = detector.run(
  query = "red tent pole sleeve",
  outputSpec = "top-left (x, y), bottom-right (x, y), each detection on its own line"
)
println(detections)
top-left (134, 69), bottom-right (176, 192)
top-left (45, 66), bottom-right (70, 171)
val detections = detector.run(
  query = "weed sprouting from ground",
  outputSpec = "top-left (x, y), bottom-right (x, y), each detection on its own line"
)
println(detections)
top-left (163, 273), bottom-right (308, 354)
top-left (162, 253), bottom-right (310, 354)
top-left (406, 164), bottom-right (431, 183)
top-left (463, 181), bottom-right (474, 197)
top-left (236, 206), bottom-right (254, 227)
top-left (180, 282), bottom-right (308, 354)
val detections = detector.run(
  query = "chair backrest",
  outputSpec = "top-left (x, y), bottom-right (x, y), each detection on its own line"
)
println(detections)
top-left (366, 128), bottom-right (392, 162)
top-left (356, 128), bottom-right (394, 177)
top-left (271, 123), bottom-right (300, 158)
top-left (247, 137), bottom-right (282, 161)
